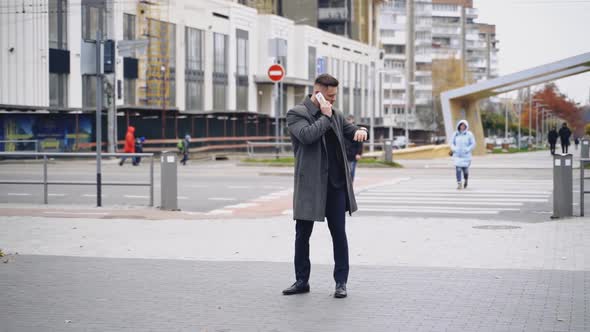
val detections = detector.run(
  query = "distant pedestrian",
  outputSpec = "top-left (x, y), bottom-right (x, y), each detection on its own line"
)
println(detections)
top-left (344, 115), bottom-right (363, 181)
top-left (450, 120), bottom-right (476, 190)
top-left (547, 127), bottom-right (558, 155)
top-left (119, 126), bottom-right (135, 166)
top-left (132, 136), bottom-right (145, 166)
top-left (558, 122), bottom-right (572, 154)
top-left (575, 137), bottom-right (580, 150)
top-left (180, 134), bottom-right (191, 165)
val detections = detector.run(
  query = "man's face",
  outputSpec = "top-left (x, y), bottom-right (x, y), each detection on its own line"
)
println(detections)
top-left (314, 85), bottom-right (338, 105)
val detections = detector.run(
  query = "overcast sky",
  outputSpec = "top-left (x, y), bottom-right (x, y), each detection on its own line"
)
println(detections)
top-left (474, 0), bottom-right (590, 104)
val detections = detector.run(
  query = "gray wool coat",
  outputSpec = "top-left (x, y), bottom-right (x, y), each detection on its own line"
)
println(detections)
top-left (286, 96), bottom-right (362, 221)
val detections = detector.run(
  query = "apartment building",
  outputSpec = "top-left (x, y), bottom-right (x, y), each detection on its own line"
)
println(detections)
top-left (378, 0), bottom-right (499, 134)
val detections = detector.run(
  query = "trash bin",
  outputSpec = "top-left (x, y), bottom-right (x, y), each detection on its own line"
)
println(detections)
top-left (552, 153), bottom-right (573, 218)
top-left (384, 140), bottom-right (393, 163)
top-left (581, 138), bottom-right (590, 159)
top-left (160, 151), bottom-right (178, 211)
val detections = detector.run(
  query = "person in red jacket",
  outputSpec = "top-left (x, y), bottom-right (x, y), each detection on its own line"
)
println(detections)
top-left (119, 126), bottom-right (135, 166)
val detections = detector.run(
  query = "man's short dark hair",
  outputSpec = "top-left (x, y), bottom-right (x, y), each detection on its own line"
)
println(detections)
top-left (315, 74), bottom-right (339, 87)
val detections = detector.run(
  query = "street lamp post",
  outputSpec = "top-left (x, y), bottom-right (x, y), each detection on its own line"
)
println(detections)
top-left (405, 81), bottom-right (418, 147)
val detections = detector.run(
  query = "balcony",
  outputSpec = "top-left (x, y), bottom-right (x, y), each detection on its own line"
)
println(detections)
top-left (466, 7), bottom-right (478, 18)
top-left (318, 7), bottom-right (348, 22)
top-left (432, 26), bottom-right (460, 36)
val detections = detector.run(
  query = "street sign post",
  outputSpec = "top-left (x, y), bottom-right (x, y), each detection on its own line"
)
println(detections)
top-left (268, 64), bottom-right (285, 159)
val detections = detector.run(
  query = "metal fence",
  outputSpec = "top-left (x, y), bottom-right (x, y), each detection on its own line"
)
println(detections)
top-left (0, 152), bottom-right (155, 206)
top-left (246, 141), bottom-right (292, 158)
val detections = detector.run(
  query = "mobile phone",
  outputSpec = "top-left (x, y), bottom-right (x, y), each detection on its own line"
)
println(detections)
top-left (315, 92), bottom-right (327, 104)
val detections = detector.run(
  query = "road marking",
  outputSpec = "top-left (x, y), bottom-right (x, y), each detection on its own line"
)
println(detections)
top-left (206, 209), bottom-right (233, 215)
top-left (178, 196), bottom-right (189, 200)
top-left (359, 208), bottom-right (500, 215)
top-left (360, 205), bottom-right (520, 212)
top-left (356, 200), bottom-right (523, 206)
top-left (223, 203), bottom-right (258, 209)
top-left (363, 189), bottom-right (551, 195)
top-left (43, 211), bottom-right (108, 216)
top-left (83, 194), bottom-right (97, 197)
top-left (361, 192), bottom-right (549, 198)
top-left (227, 185), bottom-right (252, 189)
top-left (48, 193), bottom-right (66, 197)
top-left (282, 209), bottom-right (293, 215)
top-left (208, 197), bottom-right (237, 201)
top-left (357, 197), bottom-right (547, 203)
top-left (124, 195), bottom-right (149, 199)
top-left (6, 193), bottom-right (32, 196)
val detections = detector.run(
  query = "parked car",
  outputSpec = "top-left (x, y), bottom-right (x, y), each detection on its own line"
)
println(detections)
top-left (392, 136), bottom-right (407, 149)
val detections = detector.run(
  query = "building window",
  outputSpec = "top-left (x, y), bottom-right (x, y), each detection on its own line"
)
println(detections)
top-left (82, 4), bottom-right (109, 41)
top-left (213, 33), bottom-right (228, 111)
top-left (49, 0), bottom-right (68, 107)
top-left (49, 0), bottom-right (67, 49)
top-left (82, 75), bottom-right (97, 108)
top-left (50, 73), bottom-right (68, 107)
top-left (123, 14), bottom-right (137, 105)
top-left (186, 27), bottom-right (204, 111)
top-left (384, 45), bottom-right (405, 54)
top-left (236, 29), bottom-right (249, 111)
top-left (308, 46), bottom-right (316, 81)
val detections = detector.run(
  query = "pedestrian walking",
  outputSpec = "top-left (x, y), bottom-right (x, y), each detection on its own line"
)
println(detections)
top-left (450, 120), bottom-right (476, 190)
top-left (344, 115), bottom-right (363, 181)
top-left (559, 122), bottom-right (572, 154)
top-left (179, 134), bottom-right (190, 165)
top-left (119, 126), bottom-right (135, 166)
top-left (574, 137), bottom-right (580, 150)
top-left (283, 74), bottom-right (368, 299)
top-left (547, 127), bottom-right (558, 155)
top-left (132, 136), bottom-right (145, 166)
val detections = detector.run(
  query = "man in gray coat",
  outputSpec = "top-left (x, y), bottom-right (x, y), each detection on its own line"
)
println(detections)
top-left (282, 74), bottom-right (368, 298)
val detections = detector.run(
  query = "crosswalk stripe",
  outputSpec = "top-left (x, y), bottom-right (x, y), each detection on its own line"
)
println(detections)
top-left (356, 200), bottom-right (523, 206)
top-left (361, 205), bottom-right (520, 212)
top-left (357, 197), bottom-right (547, 203)
top-left (359, 192), bottom-right (548, 198)
top-left (362, 190), bottom-right (551, 195)
top-left (360, 207), bottom-right (499, 215)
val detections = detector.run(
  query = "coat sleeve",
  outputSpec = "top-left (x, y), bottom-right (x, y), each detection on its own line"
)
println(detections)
top-left (467, 132), bottom-right (476, 152)
top-left (450, 133), bottom-right (457, 152)
top-left (342, 116), bottom-right (365, 142)
top-left (286, 109), bottom-right (332, 145)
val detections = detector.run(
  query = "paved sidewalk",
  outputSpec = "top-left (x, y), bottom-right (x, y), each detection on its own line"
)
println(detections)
top-left (1, 214), bottom-right (589, 331)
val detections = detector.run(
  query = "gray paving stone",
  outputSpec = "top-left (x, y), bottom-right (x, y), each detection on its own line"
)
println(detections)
top-left (0, 255), bottom-right (589, 332)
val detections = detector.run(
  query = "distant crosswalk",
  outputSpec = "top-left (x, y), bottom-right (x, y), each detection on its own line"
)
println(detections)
top-left (355, 179), bottom-right (552, 217)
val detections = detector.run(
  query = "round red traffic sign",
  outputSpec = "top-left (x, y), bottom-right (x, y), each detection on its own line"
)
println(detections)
top-left (267, 64), bottom-right (285, 82)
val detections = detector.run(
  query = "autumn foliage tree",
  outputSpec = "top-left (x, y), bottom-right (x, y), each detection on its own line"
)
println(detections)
top-left (521, 83), bottom-right (584, 137)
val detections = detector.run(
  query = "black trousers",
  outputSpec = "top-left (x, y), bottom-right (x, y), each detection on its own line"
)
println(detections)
top-left (562, 143), bottom-right (569, 154)
top-left (294, 185), bottom-right (349, 284)
top-left (550, 143), bottom-right (556, 155)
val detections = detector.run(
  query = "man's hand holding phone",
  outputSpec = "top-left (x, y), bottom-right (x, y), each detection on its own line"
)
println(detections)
top-left (315, 92), bottom-right (332, 118)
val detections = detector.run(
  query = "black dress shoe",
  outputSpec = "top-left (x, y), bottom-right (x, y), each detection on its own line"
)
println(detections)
top-left (334, 282), bottom-right (347, 298)
top-left (282, 280), bottom-right (310, 295)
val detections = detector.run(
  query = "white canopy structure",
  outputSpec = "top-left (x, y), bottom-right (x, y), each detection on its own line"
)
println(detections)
top-left (441, 52), bottom-right (590, 155)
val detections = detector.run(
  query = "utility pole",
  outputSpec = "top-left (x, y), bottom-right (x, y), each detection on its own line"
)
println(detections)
top-left (405, 0), bottom-right (414, 147)
top-left (527, 86), bottom-right (533, 147)
top-left (95, 29), bottom-right (103, 207)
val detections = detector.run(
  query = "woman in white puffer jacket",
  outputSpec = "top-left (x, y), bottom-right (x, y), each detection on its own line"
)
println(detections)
top-left (450, 120), bottom-right (476, 189)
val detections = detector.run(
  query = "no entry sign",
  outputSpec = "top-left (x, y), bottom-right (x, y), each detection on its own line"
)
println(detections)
top-left (267, 64), bottom-right (285, 82)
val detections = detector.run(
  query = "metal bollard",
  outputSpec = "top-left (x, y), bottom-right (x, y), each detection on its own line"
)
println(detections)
top-left (581, 138), bottom-right (590, 159)
top-left (160, 151), bottom-right (178, 211)
top-left (384, 140), bottom-right (393, 163)
top-left (552, 153), bottom-right (573, 218)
